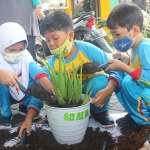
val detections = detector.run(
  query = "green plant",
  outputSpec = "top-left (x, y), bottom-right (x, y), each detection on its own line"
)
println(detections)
top-left (41, 52), bottom-right (92, 107)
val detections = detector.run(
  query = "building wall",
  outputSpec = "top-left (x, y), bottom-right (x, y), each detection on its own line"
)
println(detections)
top-left (110, 0), bottom-right (119, 10)
top-left (99, 0), bottom-right (119, 20)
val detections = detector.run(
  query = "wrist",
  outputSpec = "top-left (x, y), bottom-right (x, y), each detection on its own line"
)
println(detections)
top-left (36, 4), bottom-right (42, 9)
top-left (123, 63), bottom-right (134, 74)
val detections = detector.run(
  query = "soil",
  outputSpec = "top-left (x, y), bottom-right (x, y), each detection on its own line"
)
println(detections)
top-left (27, 86), bottom-right (83, 108)
top-left (77, 62), bottom-right (100, 74)
top-left (27, 85), bottom-right (54, 103)
top-left (0, 126), bottom-right (150, 150)
top-left (0, 127), bottom-right (115, 150)
top-left (12, 70), bottom-right (150, 149)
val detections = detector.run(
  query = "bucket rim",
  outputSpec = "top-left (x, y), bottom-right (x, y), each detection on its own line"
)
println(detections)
top-left (45, 99), bottom-right (92, 110)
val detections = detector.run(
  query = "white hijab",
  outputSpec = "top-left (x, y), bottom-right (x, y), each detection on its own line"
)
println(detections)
top-left (0, 22), bottom-right (33, 101)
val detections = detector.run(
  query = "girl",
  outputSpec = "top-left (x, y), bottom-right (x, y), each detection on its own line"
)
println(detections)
top-left (0, 22), bottom-right (54, 138)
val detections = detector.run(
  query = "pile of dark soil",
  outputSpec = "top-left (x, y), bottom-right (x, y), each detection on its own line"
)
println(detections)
top-left (115, 125), bottom-right (150, 150)
top-left (0, 127), bottom-right (115, 150)
top-left (1, 125), bottom-right (150, 150)
top-left (27, 85), bottom-right (54, 103)
top-left (77, 62), bottom-right (100, 74)
top-left (28, 86), bottom-right (83, 108)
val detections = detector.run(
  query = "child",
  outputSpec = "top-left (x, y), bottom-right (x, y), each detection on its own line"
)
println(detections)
top-left (0, 22), bottom-right (54, 138)
top-left (92, 2), bottom-right (150, 134)
top-left (40, 10), bottom-right (115, 128)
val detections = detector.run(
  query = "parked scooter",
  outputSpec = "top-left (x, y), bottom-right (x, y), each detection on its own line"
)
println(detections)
top-left (73, 11), bottom-right (113, 53)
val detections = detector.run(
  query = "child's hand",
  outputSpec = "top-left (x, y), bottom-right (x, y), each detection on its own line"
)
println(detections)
top-left (91, 89), bottom-right (110, 108)
top-left (112, 50), bottom-right (123, 59)
top-left (112, 50), bottom-right (130, 64)
top-left (105, 59), bottom-right (126, 71)
top-left (19, 109), bottom-right (37, 138)
top-left (19, 119), bottom-right (32, 139)
top-left (0, 69), bottom-right (20, 90)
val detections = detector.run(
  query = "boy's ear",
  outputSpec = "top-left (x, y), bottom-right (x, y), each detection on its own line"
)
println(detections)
top-left (68, 31), bottom-right (75, 41)
top-left (132, 25), bottom-right (140, 35)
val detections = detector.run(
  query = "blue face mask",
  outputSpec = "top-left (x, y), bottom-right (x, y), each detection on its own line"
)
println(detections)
top-left (113, 31), bottom-right (133, 52)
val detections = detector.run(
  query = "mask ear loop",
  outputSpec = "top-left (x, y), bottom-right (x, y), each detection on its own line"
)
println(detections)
top-left (67, 32), bottom-right (74, 51)
top-left (126, 29), bottom-right (132, 36)
top-left (126, 30), bottom-right (134, 56)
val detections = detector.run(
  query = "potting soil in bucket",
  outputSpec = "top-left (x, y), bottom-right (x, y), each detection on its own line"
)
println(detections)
top-left (45, 101), bottom-right (90, 145)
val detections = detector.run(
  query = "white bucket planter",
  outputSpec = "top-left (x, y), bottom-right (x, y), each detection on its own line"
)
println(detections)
top-left (45, 101), bottom-right (90, 145)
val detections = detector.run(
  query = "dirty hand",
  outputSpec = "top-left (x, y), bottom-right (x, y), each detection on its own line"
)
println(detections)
top-left (105, 59), bottom-right (126, 72)
top-left (0, 69), bottom-right (20, 90)
top-left (19, 119), bottom-right (32, 139)
top-left (91, 89), bottom-right (110, 108)
top-left (36, 5), bottom-right (45, 20)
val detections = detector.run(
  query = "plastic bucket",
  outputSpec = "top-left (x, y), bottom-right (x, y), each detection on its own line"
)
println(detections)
top-left (45, 101), bottom-right (90, 145)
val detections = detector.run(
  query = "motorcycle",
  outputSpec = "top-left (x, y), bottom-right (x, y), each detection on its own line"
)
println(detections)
top-left (35, 6), bottom-right (113, 62)
top-left (73, 11), bottom-right (113, 53)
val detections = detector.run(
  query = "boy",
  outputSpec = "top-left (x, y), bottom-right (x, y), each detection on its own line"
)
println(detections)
top-left (40, 10), bottom-right (115, 128)
top-left (91, 2), bottom-right (150, 134)
top-left (0, 22), bottom-right (54, 138)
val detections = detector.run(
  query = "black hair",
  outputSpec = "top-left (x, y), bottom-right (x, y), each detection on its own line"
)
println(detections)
top-left (107, 2), bottom-right (143, 31)
top-left (40, 10), bottom-right (73, 36)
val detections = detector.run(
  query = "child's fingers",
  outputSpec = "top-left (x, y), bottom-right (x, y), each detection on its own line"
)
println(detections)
top-left (26, 130), bottom-right (31, 136)
top-left (12, 79), bottom-right (20, 91)
top-left (112, 51), bottom-right (122, 59)
top-left (19, 127), bottom-right (24, 139)
top-left (12, 74), bottom-right (20, 90)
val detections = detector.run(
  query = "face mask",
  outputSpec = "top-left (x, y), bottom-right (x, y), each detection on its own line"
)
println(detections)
top-left (113, 30), bottom-right (133, 52)
top-left (4, 50), bottom-right (25, 64)
top-left (50, 35), bottom-right (73, 57)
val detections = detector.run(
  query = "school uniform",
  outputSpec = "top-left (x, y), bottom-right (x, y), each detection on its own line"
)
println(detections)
top-left (44, 41), bottom-right (112, 113)
top-left (0, 22), bottom-right (46, 118)
top-left (110, 39), bottom-right (150, 125)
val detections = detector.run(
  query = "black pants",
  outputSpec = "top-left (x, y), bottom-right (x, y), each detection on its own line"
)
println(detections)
top-left (27, 35), bottom-right (36, 61)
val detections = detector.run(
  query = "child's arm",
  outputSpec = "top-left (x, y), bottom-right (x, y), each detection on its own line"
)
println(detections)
top-left (38, 77), bottom-right (55, 95)
top-left (0, 69), bottom-right (20, 90)
top-left (29, 61), bottom-right (54, 94)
